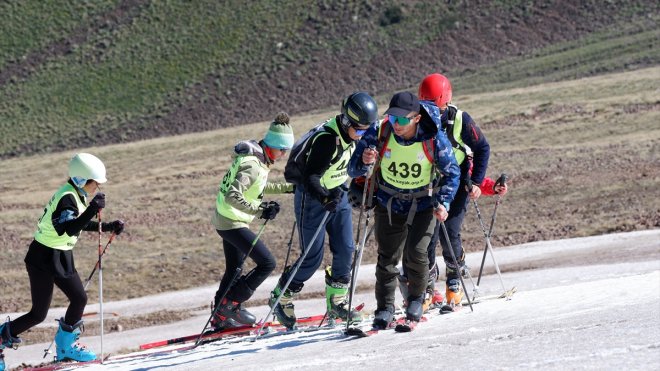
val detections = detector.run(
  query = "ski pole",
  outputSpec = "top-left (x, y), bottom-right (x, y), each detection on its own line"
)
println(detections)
top-left (439, 220), bottom-right (473, 312)
top-left (255, 211), bottom-right (330, 340)
top-left (345, 154), bottom-right (375, 332)
top-left (272, 221), bottom-right (297, 323)
top-left (475, 174), bottom-right (508, 289)
top-left (472, 199), bottom-right (508, 296)
top-left (42, 228), bottom-right (114, 359)
top-left (97, 210), bottom-right (104, 363)
top-left (194, 219), bottom-right (270, 348)
top-left (283, 221), bottom-right (297, 271)
top-left (83, 232), bottom-right (116, 290)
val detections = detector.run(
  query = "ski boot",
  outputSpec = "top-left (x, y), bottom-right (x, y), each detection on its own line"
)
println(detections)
top-left (406, 295), bottom-right (424, 322)
top-left (423, 278), bottom-right (445, 311)
top-left (0, 319), bottom-right (21, 371)
top-left (372, 306), bottom-right (395, 330)
top-left (270, 282), bottom-right (300, 329)
top-left (209, 301), bottom-right (243, 331)
top-left (445, 266), bottom-right (464, 306)
top-left (54, 318), bottom-right (96, 362)
top-left (0, 320), bottom-right (21, 350)
top-left (325, 268), bottom-right (362, 324)
top-left (212, 298), bottom-right (256, 327)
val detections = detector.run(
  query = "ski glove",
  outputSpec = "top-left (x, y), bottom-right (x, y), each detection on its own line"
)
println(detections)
top-left (322, 186), bottom-right (345, 212)
top-left (103, 220), bottom-right (125, 235)
top-left (259, 201), bottom-right (280, 220)
top-left (88, 193), bottom-right (106, 211)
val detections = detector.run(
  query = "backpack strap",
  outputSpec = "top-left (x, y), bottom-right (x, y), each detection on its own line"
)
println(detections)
top-left (445, 105), bottom-right (470, 157)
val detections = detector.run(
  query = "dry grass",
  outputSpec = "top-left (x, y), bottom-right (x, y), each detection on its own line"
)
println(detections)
top-left (1, 67), bottom-right (659, 312)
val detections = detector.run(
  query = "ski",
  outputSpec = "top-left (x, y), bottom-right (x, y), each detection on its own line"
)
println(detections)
top-left (139, 313), bottom-right (328, 350)
top-left (468, 286), bottom-right (517, 305)
top-left (394, 319), bottom-right (418, 332)
top-left (439, 304), bottom-right (460, 314)
top-left (346, 315), bottom-right (428, 337)
top-left (22, 354), bottom-right (112, 371)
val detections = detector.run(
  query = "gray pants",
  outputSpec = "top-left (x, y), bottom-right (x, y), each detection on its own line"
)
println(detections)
top-left (374, 204), bottom-right (435, 309)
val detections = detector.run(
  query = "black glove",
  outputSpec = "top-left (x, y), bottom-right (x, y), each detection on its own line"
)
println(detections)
top-left (88, 193), bottom-right (106, 211)
top-left (322, 187), bottom-right (344, 212)
top-left (259, 201), bottom-right (280, 220)
top-left (103, 220), bottom-right (125, 235)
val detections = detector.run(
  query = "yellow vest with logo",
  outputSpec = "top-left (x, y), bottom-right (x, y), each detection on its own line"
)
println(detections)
top-left (380, 132), bottom-right (434, 190)
top-left (216, 156), bottom-right (269, 223)
top-left (34, 183), bottom-right (86, 251)
top-left (319, 119), bottom-right (354, 189)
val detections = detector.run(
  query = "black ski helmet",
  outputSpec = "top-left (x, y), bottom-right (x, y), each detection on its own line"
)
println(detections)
top-left (341, 92), bottom-right (378, 129)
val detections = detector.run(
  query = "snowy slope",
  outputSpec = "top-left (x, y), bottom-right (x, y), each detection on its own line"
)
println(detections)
top-left (5, 230), bottom-right (660, 370)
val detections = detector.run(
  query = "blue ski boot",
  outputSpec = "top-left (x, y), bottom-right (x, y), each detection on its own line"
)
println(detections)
top-left (1, 319), bottom-right (21, 371)
top-left (54, 318), bottom-right (96, 362)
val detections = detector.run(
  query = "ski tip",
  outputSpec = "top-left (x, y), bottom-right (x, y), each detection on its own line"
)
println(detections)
top-left (345, 327), bottom-right (369, 338)
top-left (439, 305), bottom-right (456, 314)
top-left (394, 321), bottom-right (417, 333)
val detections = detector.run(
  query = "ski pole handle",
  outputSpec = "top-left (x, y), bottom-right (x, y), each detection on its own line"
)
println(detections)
top-left (365, 145), bottom-right (377, 178)
top-left (495, 173), bottom-right (508, 188)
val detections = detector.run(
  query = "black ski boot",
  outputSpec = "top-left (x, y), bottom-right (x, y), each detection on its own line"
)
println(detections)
top-left (210, 302), bottom-right (242, 331)
top-left (212, 298), bottom-right (256, 326)
top-left (406, 295), bottom-right (424, 322)
top-left (372, 306), bottom-right (395, 329)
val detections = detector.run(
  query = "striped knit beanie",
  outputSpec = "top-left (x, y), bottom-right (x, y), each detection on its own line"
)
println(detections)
top-left (263, 112), bottom-right (295, 150)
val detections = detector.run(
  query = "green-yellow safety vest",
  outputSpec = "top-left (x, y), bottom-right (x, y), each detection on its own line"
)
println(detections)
top-left (379, 131), bottom-right (434, 190)
top-left (446, 104), bottom-right (471, 165)
top-left (318, 119), bottom-right (354, 189)
top-left (216, 156), bottom-right (269, 223)
top-left (34, 183), bottom-right (87, 251)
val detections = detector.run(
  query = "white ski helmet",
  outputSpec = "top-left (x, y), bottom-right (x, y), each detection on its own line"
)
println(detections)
top-left (68, 153), bottom-right (107, 187)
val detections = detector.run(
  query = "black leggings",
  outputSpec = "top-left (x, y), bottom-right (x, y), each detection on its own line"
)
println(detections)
top-left (214, 227), bottom-right (276, 304)
top-left (10, 264), bottom-right (87, 336)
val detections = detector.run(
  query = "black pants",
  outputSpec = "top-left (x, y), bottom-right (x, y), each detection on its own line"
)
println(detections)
top-left (214, 227), bottom-right (276, 304)
top-left (10, 263), bottom-right (87, 336)
top-left (374, 204), bottom-right (435, 309)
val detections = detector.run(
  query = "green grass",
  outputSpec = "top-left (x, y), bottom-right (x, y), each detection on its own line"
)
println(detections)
top-left (456, 19), bottom-right (660, 94)
top-left (0, 0), bottom-right (303, 153)
top-left (0, 0), bottom-right (118, 70)
top-left (1, 1), bottom-right (656, 157)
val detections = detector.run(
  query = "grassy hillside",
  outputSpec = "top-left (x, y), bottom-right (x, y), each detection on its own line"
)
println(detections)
top-left (1, 64), bottom-right (658, 313)
top-left (0, 0), bottom-right (658, 157)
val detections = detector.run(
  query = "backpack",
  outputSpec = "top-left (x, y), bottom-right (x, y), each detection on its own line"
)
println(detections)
top-left (283, 119), bottom-right (344, 184)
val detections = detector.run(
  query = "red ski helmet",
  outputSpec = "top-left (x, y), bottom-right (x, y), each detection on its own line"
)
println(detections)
top-left (418, 73), bottom-right (453, 108)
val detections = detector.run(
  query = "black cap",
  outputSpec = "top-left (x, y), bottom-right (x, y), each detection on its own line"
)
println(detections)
top-left (384, 91), bottom-right (420, 117)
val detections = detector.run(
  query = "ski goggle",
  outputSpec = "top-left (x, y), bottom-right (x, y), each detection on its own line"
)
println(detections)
top-left (341, 115), bottom-right (370, 136)
top-left (388, 114), bottom-right (415, 126)
top-left (352, 127), bottom-right (368, 136)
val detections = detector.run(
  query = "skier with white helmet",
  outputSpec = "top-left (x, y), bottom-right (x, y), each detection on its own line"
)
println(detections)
top-left (0, 153), bottom-right (124, 369)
